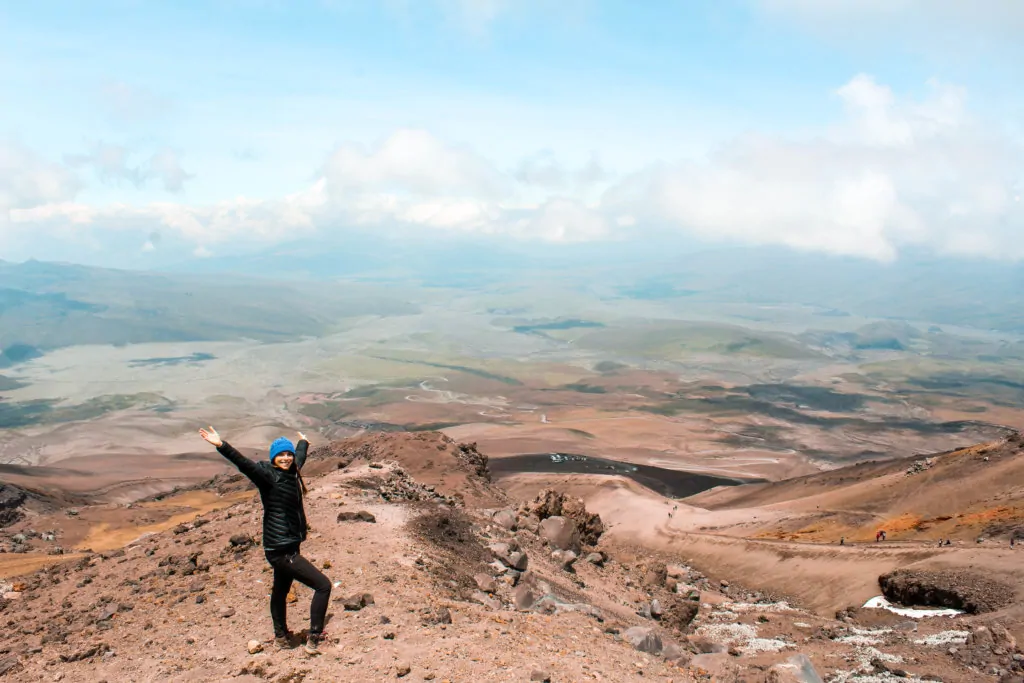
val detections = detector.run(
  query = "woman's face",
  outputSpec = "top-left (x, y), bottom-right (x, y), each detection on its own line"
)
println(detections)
top-left (273, 452), bottom-right (295, 470)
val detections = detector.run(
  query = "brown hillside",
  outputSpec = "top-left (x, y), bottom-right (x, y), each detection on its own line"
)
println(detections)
top-left (1, 434), bottom-right (1020, 680)
top-left (685, 434), bottom-right (1024, 544)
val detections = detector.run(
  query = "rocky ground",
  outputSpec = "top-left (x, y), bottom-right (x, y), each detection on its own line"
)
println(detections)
top-left (0, 435), bottom-right (1021, 682)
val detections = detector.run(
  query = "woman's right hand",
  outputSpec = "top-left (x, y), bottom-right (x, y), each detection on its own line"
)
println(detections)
top-left (199, 426), bottom-right (223, 447)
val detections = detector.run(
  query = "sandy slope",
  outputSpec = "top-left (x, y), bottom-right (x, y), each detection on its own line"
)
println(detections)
top-left (1, 448), bottom-right (1018, 682)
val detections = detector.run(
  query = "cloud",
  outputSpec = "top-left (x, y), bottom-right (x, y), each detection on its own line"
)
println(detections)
top-left (99, 81), bottom-right (173, 122)
top-left (607, 75), bottom-right (1024, 260)
top-left (1, 142), bottom-right (81, 255)
top-left (65, 143), bottom-right (193, 192)
top-left (321, 128), bottom-right (507, 199)
top-left (147, 149), bottom-right (193, 193)
top-left (6, 77), bottom-right (1023, 262)
top-left (65, 143), bottom-right (145, 187)
top-left (515, 151), bottom-right (608, 193)
top-left (756, 0), bottom-right (1024, 57)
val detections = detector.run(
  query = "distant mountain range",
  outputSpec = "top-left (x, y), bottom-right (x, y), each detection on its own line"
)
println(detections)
top-left (1, 242), bottom-right (1022, 357)
top-left (0, 259), bottom-right (419, 351)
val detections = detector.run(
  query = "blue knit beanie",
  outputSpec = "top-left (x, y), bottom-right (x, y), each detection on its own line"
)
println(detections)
top-left (269, 437), bottom-right (295, 462)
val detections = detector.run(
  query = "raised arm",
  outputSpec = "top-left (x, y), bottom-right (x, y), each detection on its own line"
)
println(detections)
top-left (295, 431), bottom-right (310, 470)
top-left (200, 426), bottom-right (272, 487)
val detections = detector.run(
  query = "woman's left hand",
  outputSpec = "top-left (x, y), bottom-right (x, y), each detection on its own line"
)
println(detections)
top-left (297, 431), bottom-right (308, 442)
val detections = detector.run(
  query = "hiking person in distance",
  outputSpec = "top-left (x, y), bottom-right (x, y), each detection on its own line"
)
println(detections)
top-left (199, 426), bottom-right (332, 655)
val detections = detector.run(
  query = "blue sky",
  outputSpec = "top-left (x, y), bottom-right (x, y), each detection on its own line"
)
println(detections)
top-left (1, 0), bottom-right (1022, 266)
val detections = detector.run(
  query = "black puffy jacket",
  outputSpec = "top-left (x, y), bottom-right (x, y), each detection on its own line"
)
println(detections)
top-left (217, 440), bottom-right (309, 550)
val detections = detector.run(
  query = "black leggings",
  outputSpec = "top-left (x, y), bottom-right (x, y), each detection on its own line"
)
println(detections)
top-left (265, 545), bottom-right (332, 636)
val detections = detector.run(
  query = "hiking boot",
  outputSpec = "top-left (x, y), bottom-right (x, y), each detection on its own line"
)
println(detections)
top-left (274, 633), bottom-right (294, 649)
top-left (304, 632), bottom-right (325, 655)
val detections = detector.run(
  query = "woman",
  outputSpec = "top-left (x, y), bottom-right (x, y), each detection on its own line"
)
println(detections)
top-left (199, 426), bottom-right (332, 655)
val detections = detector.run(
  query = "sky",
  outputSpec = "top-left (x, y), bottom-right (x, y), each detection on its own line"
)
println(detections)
top-left (1, 0), bottom-right (1022, 268)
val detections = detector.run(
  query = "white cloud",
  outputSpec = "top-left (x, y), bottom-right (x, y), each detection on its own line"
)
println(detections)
top-left (147, 149), bottom-right (193, 193)
top-left (607, 74), bottom-right (1024, 260)
top-left (322, 128), bottom-right (507, 199)
top-left (65, 143), bottom-right (194, 192)
top-left (1, 142), bottom-right (81, 255)
top-left (5, 77), bottom-right (1023, 262)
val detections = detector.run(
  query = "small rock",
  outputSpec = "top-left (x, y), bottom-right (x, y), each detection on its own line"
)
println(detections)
top-left (396, 662), bottom-right (411, 677)
top-left (650, 599), bottom-right (664, 619)
top-left (337, 511), bottom-right (377, 523)
top-left (585, 552), bottom-right (606, 567)
top-left (471, 591), bottom-right (501, 610)
top-left (220, 608), bottom-right (235, 618)
top-left (229, 534), bottom-right (253, 548)
top-left (530, 669), bottom-right (551, 682)
top-left (342, 594), bottom-right (374, 611)
top-left (247, 640), bottom-right (263, 654)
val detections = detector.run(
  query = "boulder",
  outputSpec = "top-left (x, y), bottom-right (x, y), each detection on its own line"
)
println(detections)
top-left (507, 551), bottom-right (529, 571)
top-left (661, 596), bottom-right (700, 633)
top-left (514, 584), bottom-right (537, 611)
top-left (539, 516), bottom-right (580, 552)
top-left (623, 626), bottom-right (663, 655)
top-left (490, 542), bottom-right (526, 569)
top-left (492, 510), bottom-right (517, 531)
top-left (551, 549), bottom-right (577, 572)
top-left (474, 574), bottom-right (498, 594)
top-left (518, 515), bottom-right (541, 534)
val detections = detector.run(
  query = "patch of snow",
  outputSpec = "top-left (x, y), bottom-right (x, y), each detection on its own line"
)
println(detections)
top-left (858, 647), bottom-right (903, 665)
top-left (794, 622), bottom-right (813, 628)
top-left (694, 622), bottom-right (757, 645)
top-left (708, 610), bottom-right (738, 621)
top-left (851, 627), bottom-right (892, 636)
top-left (828, 673), bottom-right (927, 683)
top-left (742, 637), bottom-right (793, 653)
top-left (730, 601), bottom-right (798, 612)
top-left (835, 627), bottom-right (891, 645)
top-left (836, 635), bottom-right (883, 645)
top-left (913, 630), bottom-right (969, 646)
top-left (863, 595), bottom-right (963, 618)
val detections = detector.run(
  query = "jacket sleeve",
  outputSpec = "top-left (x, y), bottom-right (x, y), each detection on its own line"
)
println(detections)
top-left (295, 439), bottom-right (309, 470)
top-left (217, 441), bottom-right (273, 488)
